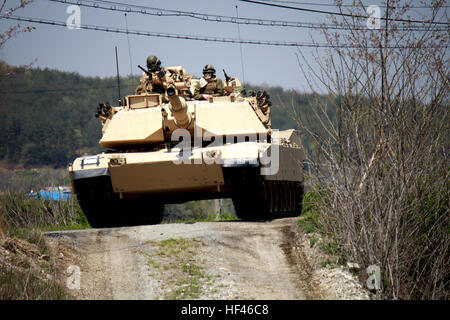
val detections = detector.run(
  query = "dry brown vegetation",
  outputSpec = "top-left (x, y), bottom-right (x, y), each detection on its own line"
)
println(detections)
top-left (0, 169), bottom-right (87, 300)
top-left (293, 0), bottom-right (449, 299)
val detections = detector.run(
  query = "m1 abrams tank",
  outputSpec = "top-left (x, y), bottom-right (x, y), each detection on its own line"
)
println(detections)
top-left (68, 65), bottom-right (306, 228)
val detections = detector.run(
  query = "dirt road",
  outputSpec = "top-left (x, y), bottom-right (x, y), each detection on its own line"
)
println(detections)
top-left (45, 218), bottom-right (369, 300)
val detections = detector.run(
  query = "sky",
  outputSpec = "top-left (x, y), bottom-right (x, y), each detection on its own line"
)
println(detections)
top-left (0, 0), bottom-right (446, 91)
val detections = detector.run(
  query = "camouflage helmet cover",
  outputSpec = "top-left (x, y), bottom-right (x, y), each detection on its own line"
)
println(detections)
top-left (202, 64), bottom-right (216, 74)
top-left (147, 55), bottom-right (161, 69)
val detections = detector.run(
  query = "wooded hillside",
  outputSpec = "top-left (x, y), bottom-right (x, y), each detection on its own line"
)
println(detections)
top-left (0, 62), bottom-right (320, 167)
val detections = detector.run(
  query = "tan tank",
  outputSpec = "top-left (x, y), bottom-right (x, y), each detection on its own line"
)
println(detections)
top-left (68, 65), bottom-right (306, 227)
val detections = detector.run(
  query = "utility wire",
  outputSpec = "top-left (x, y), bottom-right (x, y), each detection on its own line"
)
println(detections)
top-left (124, 13), bottom-right (133, 76)
top-left (239, 0), bottom-right (450, 25)
top-left (260, 0), bottom-right (450, 9)
top-left (235, 5), bottom-right (246, 85)
top-left (45, 0), bottom-right (448, 32)
top-left (45, 0), bottom-right (349, 30)
top-left (1, 15), bottom-right (448, 49)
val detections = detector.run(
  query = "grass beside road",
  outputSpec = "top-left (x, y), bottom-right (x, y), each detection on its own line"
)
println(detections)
top-left (0, 191), bottom-right (88, 300)
top-left (0, 191), bottom-right (89, 238)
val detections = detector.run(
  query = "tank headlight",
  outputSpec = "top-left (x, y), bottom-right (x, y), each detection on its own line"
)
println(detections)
top-left (81, 156), bottom-right (99, 168)
top-left (109, 157), bottom-right (126, 166)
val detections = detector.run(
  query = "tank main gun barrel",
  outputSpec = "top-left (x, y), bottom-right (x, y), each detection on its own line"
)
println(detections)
top-left (167, 87), bottom-right (191, 128)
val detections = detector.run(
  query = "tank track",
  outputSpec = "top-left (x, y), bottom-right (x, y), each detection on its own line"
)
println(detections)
top-left (73, 176), bottom-right (163, 228)
top-left (73, 168), bottom-right (303, 227)
top-left (224, 167), bottom-right (304, 221)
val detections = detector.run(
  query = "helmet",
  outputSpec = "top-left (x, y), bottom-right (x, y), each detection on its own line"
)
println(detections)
top-left (202, 64), bottom-right (216, 74)
top-left (146, 55), bottom-right (161, 71)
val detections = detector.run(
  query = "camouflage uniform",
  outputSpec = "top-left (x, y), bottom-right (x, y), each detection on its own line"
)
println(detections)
top-left (193, 65), bottom-right (224, 100)
top-left (136, 68), bottom-right (164, 94)
top-left (135, 55), bottom-right (173, 95)
top-left (135, 68), bottom-right (169, 95)
top-left (135, 56), bottom-right (193, 100)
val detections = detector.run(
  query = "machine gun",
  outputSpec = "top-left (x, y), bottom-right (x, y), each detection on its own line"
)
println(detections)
top-left (222, 69), bottom-right (243, 95)
top-left (223, 69), bottom-right (231, 82)
top-left (139, 65), bottom-right (166, 79)
top-left (138, 65), bottom-right (151, 76)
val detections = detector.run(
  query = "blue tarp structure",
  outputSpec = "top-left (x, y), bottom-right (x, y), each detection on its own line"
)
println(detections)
top-left (27, 187), bottom-right (72, 201)
top-left (38, 190), bottom-right (71, 201)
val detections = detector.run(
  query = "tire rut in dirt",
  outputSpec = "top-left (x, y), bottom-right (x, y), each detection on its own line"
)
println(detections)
top-left (280, 224), bottom-right (325, 299)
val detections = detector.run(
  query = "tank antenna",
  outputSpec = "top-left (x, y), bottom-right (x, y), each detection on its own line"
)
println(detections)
top-left (115, 46), bottom-right (121, 103)
top-left (124, 13), bottom-right (133, 76)
top-left (235, 5), bottom-right (246, 86)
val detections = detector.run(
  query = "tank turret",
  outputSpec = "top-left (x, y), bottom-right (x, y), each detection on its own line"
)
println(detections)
top-left (68, 63), bottom-right (306, 228)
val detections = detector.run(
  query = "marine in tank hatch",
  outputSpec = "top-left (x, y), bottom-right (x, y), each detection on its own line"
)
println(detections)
top-left (135, 55), bottom-right (192, 98)
top-left (193, 64), bottom-right (224, 100)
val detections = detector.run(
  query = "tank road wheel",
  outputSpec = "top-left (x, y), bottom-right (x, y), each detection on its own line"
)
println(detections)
top-left (287, 182), bottom-right (294, 212)
top-left (290, 182), bottom-right (297, 213)
top-left (261, 180), bottom-right (269, 208)
top-left (284, 182), bottom-right (291, 213)
top-left (267, 181), bottom-right (275, 214)
top-left (294, 182), bottom-right (304, 215)
top-left (225, 167), bottom-right (269, 221)
top-left (265, 180), bottom-right (303, 218)
top-left (275, 181), bottom-right (284, 215)
top-left (272, 181), bottom-right (279, 213)
top-left (280, 181), bottom-right (289, 213)
top-left (276, 182), bottom-right (283, 213)
top-left (224, 168), bottom-right (304, 221)
top-left (73, 176), bottom-right (163, 228)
